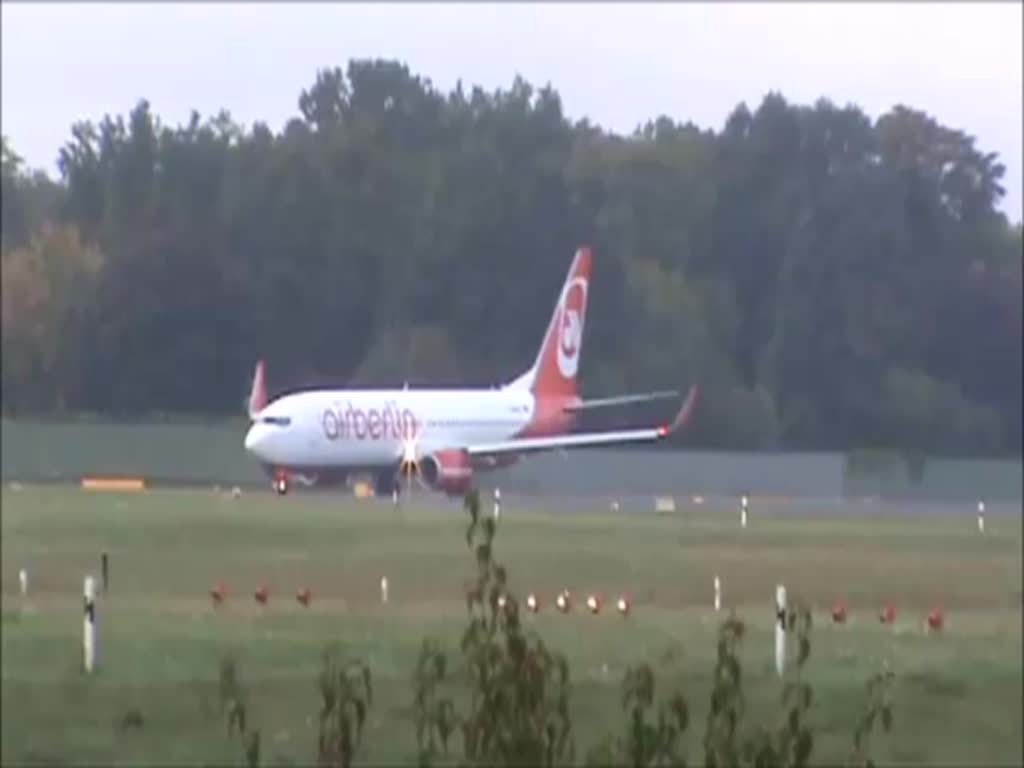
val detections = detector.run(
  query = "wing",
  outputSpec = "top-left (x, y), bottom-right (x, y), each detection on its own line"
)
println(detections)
top-left (562, 389), bottom-right (680, 413)
top-left (467, 385), bottom-right (698, 459)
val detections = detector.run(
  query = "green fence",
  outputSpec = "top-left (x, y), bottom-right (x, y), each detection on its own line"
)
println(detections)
top-left (842, 449), bottom-right (1022, 502)
top-left (2, 419), bottom-right (1020, 502)
top-left (0, 418), bottom-right (264, 487)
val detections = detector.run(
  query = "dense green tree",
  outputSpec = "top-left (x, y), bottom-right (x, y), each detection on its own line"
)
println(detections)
top-left (2, 136), bottom-right (64, 252)
top-left (1, 60), bottom-right (1019, 455)
top-left (1, 222), bottom-right (105, 412)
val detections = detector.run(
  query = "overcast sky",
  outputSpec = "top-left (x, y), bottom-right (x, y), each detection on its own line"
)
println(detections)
top-left (3, 2), bottom-right (1021, 222)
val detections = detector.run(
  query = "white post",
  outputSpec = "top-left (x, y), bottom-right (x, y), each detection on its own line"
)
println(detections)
top-left (714, 575), bottom-right (721, 612)
top-left (380, 576), bottom-right (389, 604)
top-left (83, 576), bottom-right (97, 673)
top-left (493, 488), bottom-right (501, 521)
top-left (18, 568), bottom-right (27, 596)
top-left (741, 495), bottom-right (748, 529)
top-left (977, 501), bottom-right (985, 533)
top-left (775, 585), bottom-right (786, 677)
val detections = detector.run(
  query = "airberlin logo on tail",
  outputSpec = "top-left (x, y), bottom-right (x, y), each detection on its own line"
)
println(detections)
top-left (556, 277), bottom-right (587, 379)
top-left (323, 402), bottom-right (420, 441)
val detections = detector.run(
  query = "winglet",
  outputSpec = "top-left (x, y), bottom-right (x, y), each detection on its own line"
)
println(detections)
top-left (247, 360), bottom-right (267, 419)
top-left (656, 384), bottom-right (699, 438)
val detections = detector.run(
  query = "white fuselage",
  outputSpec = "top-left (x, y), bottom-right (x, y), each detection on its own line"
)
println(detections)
top-left (244, 388), bottom-right (536, 470)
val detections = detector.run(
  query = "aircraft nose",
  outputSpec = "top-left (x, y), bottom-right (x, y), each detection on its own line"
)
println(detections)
top-left (244, 424), bottom-right (263, 454)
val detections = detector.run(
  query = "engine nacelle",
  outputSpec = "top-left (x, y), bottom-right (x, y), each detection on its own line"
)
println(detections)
top-left (419, 449), bottom-right (475, 496)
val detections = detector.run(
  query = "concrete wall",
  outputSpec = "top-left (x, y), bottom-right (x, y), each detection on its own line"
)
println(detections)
top-left (0, 418), bottom-right (262, 487)
top-left (2, 419), bottom-right (1020, 502)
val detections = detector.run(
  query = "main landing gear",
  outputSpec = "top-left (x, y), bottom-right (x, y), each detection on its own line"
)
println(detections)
top-left (374, 470), bottom-right (401, 501)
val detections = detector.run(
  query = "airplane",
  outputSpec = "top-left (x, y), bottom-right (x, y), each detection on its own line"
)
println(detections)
top-left (243, 245), bottom-right (698, 497)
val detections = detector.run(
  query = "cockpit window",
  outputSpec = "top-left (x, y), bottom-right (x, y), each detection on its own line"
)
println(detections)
top-left (261, 415), bottom-right (292, 427)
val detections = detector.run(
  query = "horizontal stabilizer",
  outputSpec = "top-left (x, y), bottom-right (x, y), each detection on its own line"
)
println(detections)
top-left (563, 390), bottom-right (680, 413)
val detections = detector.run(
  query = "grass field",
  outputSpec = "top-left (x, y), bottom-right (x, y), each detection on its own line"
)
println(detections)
top-left (2, 486), bottom-right (1021, 766)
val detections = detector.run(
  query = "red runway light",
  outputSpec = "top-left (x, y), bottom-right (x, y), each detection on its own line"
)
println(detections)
top-left (210, 583), bottom-right (226, 605)
top-left (832, 600), bottom-right (848, 624)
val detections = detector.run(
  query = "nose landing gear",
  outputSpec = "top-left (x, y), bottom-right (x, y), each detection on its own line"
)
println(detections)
top-left (274, 470), bottom-right (289, 495)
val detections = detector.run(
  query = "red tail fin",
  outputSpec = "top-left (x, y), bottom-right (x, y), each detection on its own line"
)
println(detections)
top-left (247, 360), bottom-right (267, 418)
top-left (522, 246), bottom-right (592, 400)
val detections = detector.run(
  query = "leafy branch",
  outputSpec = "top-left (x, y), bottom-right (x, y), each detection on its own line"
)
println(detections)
top-left (415, 488), bottom-right (575, 767)
top-left (317, 645), bottom-right (374, 768)
top-left (218, 655), bottom-right (261, 768)
top-left (848, 667), bottom-right (896, 767)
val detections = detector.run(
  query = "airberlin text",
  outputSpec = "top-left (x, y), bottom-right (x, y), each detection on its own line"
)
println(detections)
top-left (322, 402), bottom-right (419, 441)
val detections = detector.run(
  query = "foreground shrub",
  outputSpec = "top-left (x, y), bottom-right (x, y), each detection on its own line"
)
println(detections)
top-left (215, 488), bottom-right (895, 767)
top-left (414, 488), bottom-right (574, 766)
top-left (219, 654), bottom-right (261, 768)
top-left (316, 645), bottom-right (374, 768)
top-left (414, 489), bottom-right (895, 767)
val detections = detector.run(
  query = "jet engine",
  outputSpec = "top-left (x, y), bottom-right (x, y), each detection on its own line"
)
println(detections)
top-left (418, 448), bottom-right (475, 496)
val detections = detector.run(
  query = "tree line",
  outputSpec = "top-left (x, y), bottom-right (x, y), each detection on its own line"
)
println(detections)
top-left (2, 59), bottom-right (1020, 455)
